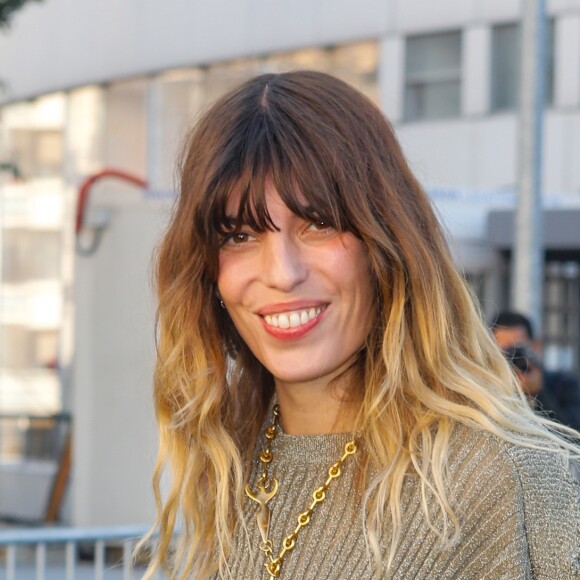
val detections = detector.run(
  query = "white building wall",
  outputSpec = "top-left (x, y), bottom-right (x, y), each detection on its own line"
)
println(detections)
top-left (387, 0), bottom-right (520, 34)
top-left (392, 0), bottom-right (580, 201)
top-left (72, 195), bottom-right (165, 526)
top-left (4, 0), bottom-right (580, 198)
top-left (0, 0), bottom-right (389, 104)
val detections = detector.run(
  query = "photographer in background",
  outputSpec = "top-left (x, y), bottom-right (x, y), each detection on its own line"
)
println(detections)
top-left (491, 310), bottom-right (580, 431)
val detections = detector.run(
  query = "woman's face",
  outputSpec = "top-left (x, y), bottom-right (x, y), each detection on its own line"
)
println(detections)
top-left (217, 185), bottom-right (375, 389)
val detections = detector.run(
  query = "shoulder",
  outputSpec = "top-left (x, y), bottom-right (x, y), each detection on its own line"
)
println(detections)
top-left (447, 422), bottom-right (576, 482)
top-left (544, 370), bottom-right (580, 390)
top-left (447, 423), bottom-right (580, 578)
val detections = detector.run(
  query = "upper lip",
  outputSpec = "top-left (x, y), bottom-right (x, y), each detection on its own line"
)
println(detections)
top-left (256, 300), bottom-right (328, 316)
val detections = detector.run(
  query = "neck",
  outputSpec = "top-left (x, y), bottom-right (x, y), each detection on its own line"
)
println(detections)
top-left (274, 369), bottom-right (359, 436)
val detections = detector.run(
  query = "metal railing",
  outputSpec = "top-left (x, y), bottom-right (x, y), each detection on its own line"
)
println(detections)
top-left (0, 525), bottom-right (151, 580)
top-left (0, 413), bottom-right (72, 525)
top-left (0, 413), bottom-right (71, 464)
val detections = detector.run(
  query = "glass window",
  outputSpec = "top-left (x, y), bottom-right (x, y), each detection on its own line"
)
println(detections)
top-left (491, 20), bottom-right (554, 112)
top-left (0, 94), bottom-right (65, 179)
top-left (0, 326), bottom-right (58, 369)
top-left (9, 130), bottom-right (63, 178)
top-left (330, 43), bottom-right (379, 102)
top-left (1, 230), bottom-right (61, 283)
top-left (463, 271), bottom-right (487, 307)
top-left (103, 79), bottom-right (148, 177)
top-left (263, 42), bottom-right (379, 104)
top-left (404, 31), bottom-right (462, 122)
top-left (0, 95), bottom-right (67, 417)
top-left (543, 261), bottom-right (580, 373)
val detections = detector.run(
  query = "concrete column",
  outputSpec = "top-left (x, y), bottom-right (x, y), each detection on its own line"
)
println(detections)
top-left (512, 0), bottom-right (546, 333)
top-left (463, 25), bottom-right (492, 117)
top-left (379, 35), bottom-right (404, 123)
top-left (146, 77), bottom-right (163, 192)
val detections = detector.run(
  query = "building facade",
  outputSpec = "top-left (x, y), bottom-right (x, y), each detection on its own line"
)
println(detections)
top-left (0, 0), bottom-right (579, 525)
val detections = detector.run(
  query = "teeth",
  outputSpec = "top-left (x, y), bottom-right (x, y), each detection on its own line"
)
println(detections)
top-left (264, 306), bottom-right (324, 329)
top-left (289, 312), bottom-right (301, 328)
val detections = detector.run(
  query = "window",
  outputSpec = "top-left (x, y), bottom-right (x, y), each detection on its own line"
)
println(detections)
top-left (0, 326), bottom-right (58, 369)
top-left (491, 20), bottom-right (554, 112)
top-left (404, 31), bottom-right (462, 121)
top-left (1, 94), bottom-right (65, 179)
top-left (1, 230), bottom-right (61, 283)
top-left (10, 130), bottom-right (63, 179)
top-left (103, 79), bottom-right (148, 177)
top-left (543, 261), bottom-right (580, 373)
top-left (463, 271), bottom-right (487, 307)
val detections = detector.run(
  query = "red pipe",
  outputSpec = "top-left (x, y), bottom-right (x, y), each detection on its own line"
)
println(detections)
top-left (75, 169), bottom-right (147, 234)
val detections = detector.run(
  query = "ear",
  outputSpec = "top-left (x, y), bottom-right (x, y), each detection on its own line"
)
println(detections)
top-left (531, 339), bottom-right (542, 354)
top-left (215, 287), bottom-right (227, 310)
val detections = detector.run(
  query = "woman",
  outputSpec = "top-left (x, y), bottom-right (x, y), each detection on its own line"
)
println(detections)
top-left (146, 71), bottom-right (580, 579)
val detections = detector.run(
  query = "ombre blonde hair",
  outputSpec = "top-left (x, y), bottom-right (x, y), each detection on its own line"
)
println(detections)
top-left (143, 71), bottom-right (578, 578)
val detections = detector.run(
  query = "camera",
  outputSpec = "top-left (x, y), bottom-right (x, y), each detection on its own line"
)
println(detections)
top-left (502, 345), bottom-right (542, 375)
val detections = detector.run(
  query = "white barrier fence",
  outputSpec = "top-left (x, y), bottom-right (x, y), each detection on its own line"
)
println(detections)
top-left (0, 526), bottom-right (152, 580)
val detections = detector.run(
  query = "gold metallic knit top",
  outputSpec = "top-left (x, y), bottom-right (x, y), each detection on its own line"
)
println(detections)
top-left (218, 423), bottom-right (580, 579)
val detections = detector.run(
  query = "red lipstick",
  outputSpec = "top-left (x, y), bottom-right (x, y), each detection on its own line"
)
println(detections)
top-left (257, 300), bottom-right (327, 316)
top-left (258, 303), bottom-right (328, 341)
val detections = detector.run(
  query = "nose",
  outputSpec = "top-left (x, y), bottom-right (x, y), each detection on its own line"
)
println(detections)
top-left (261, 232), bottom-right (308, 292)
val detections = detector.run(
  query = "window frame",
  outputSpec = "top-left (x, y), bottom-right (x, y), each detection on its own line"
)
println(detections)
top-left (490, 18), bottom-right (555, 113)
top-left (403, 29), bottom-right (463, 122)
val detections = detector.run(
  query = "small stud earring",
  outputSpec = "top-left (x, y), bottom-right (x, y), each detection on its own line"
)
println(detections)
top-left (220, 299), bottom-right (226, 309)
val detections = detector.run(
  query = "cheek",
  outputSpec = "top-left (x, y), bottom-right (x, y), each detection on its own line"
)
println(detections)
top-left (216, 264), bottom-right (230, 301)
top-left (217, 253), bottom-right (246, 302)
top-left (336, 238), bottom-right (374, 299)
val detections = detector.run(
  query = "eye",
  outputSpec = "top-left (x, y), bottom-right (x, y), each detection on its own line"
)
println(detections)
top-left (307, 220), bottom-right (333, 232)
top-left (222, 231), bottom-right (255, 246)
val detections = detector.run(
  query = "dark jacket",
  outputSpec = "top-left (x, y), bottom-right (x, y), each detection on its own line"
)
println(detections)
top-left (536, 370), bottom-right (580, 432)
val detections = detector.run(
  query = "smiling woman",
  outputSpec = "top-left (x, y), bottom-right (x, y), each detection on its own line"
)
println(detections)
top-left (143, 72), bottom-right (580, 579)
top-left (217, 189), bottom-right (374, 426)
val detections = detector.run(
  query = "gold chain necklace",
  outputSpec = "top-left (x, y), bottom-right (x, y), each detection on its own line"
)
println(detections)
top-left (245, 404), bottom-right (357, 578)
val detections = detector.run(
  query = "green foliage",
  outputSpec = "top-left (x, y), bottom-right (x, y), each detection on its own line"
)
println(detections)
top-left (0, 0), bottom-right (44, 28)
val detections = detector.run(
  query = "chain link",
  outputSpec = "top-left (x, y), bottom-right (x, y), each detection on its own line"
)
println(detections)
top-left (247, 404), bottom-right (357, 578)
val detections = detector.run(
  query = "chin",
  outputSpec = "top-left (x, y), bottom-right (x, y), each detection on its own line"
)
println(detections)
top-left (266, 364), bottom-right (329, 386)
top-left (267, 362), bottom-right (351, 387)
top-left (262, 353), bottom-right (360, 388)
top-left (269, 370), bottom-right (318, 384)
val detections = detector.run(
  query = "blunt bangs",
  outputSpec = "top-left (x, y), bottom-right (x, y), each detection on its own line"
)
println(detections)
top-left (198, 76), bottom-right (361, 246)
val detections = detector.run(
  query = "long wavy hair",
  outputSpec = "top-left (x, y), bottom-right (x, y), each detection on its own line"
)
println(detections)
top-left (144, 71), bottom-right (577, 578)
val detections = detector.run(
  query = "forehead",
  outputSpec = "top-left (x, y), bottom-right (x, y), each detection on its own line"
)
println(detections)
top-left (223, 180), bottom-right (315, 231)
top-left (492, 326), bottom-right (530, 348)
top-left (225, 182), bottom-right (295, 214)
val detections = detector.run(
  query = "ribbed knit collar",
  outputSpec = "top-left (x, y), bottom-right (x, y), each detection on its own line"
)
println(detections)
top-left (265, 422), bottom-right (354, 467)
